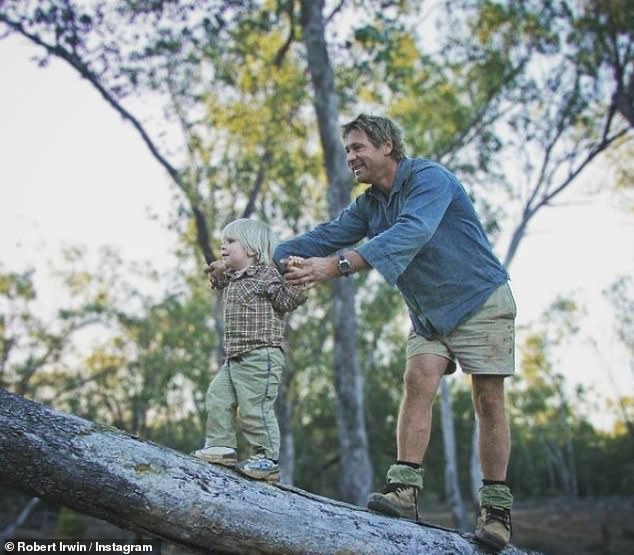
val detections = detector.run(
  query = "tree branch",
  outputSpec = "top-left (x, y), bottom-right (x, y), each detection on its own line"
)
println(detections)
top-left (503, 125), bottom-right (629, 269)
top-left (0, 14), bottom-right (216, 264)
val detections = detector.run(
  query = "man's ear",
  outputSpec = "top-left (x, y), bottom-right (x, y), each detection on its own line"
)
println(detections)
top-left (382, 139), bottom-right (393, 156)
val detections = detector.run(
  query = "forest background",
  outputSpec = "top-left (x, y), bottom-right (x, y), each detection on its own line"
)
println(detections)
top-left (1, 0), bottom-right (633, 552)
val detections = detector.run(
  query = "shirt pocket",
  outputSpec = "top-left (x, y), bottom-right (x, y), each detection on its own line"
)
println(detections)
top-left (226, 280), bottom-right (256, 305)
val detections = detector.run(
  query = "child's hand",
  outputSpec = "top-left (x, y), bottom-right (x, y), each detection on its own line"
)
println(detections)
top-left (206, 260), bottom-right (227, 289)
top-left (283, 256), bottom-right (334, 290)
top-left (286, 256), bottom-right (305, 269)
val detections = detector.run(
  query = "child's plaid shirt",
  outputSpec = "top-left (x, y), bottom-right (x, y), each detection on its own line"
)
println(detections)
top-left (221, 264), bottom-right (306, 359)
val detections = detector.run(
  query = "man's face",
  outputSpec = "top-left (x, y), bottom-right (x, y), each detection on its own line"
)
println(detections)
top-left (344, 128), bottom-right (391, 184)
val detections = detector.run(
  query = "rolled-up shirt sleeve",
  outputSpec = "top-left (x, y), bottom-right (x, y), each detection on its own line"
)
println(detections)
top-left (356, 166), bottom-right (454, 286)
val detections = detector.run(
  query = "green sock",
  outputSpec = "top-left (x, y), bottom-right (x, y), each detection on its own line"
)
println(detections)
top-left (387, 463), bottom-right (424, 489)
top-left (479, 483), bottom-right (513, 509)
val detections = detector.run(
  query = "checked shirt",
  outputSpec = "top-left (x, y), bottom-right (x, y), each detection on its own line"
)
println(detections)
top-left (222, 264), bottom-right (306, 360)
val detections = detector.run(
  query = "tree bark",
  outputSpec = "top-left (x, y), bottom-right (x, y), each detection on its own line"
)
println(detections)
top-left (300, 0), bottom-right (372, 505)
top-left (0, 390), bottom-right (541, 555)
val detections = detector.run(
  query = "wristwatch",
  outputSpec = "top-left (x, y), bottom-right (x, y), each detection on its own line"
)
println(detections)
top-left (337, 255), bottom-right (353, 277)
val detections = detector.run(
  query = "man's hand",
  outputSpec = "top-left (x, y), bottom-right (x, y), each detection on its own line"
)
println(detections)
top-left (205, 260), bottom-right (227, 289)
top-left (281, 256), bottom-right (338, 290)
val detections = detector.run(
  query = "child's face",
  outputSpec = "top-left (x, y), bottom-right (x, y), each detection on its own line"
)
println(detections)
top-left (221, 237), bottom-right (255, 271)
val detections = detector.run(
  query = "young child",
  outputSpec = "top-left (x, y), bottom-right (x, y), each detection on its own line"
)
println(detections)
top-left (193, 218), bottom-right (306, 482)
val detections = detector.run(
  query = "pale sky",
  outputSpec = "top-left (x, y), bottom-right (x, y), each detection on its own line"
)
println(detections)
top-left (1, 36), bottom-right (632, 429)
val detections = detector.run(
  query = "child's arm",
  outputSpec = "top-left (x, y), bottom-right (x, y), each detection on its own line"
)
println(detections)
top-left (206, 260), bottom-right (228, 289)
top-left (267, 267), bottom-right (307, 313)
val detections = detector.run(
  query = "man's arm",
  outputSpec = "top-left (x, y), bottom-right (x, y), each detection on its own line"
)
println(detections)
top-left (282, 250), bottom-right (370, 289)
top-left (274, 198), bottom-right (369, 268)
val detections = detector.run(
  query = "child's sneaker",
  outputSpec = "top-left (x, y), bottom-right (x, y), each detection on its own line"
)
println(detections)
top-left (192, 446), bottom-right (237, 467)
top-left (475, 505), bottom-right (512, 550)
top-left (235, 454), bottom-right (280, 482)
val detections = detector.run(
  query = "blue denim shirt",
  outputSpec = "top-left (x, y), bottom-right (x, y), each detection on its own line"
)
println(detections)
top-left (274, 157), bottom-right (509, 338)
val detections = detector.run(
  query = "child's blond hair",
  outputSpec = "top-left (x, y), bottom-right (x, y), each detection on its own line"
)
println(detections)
top-left (222, 218), bottom-right (277, 265)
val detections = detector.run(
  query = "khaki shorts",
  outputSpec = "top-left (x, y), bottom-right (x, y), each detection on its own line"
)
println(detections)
top-left (407, 282), bottom-right (517, 376)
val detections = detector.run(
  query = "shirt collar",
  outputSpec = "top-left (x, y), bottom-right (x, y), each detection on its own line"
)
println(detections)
top-left (367, 158), bottom-right (413, 201)
top-left (227, 263), bottom-right (264, 281)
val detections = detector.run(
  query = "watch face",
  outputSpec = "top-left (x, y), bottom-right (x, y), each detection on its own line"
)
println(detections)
top-left (338, 257), bottom-right (352, 274)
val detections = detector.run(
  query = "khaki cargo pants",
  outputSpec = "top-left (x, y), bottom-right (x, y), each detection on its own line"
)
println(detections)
top-left (205, 346), bottom-right (284, 460)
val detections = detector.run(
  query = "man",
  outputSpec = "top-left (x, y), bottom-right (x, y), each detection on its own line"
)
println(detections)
top-left (275, 113), bottom-right (516, 550)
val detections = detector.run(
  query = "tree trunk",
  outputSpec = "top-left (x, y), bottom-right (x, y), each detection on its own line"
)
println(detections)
top-left (613, 71), bottom-right (634, 128)
top-left (440, 380), bottom-right (470, 532)
top-left (300, 0), bottom-right (372, 505)
top-left (557, 394), bottom-right (578, 498)
top-left (277, 361), bottom-right (295, 485)
top-left (469, 418), bottom-right (482, 509)
top-left (0, 390), bottom-right (540, 555)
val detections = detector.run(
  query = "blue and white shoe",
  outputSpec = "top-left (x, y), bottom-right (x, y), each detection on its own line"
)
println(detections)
top-left (236, 454), bottom-right (280, 482)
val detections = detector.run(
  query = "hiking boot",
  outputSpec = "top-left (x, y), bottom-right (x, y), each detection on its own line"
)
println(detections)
top-left (235, 454), bottom-right (280, 482)
top-left (475, 505), bottom-right (512, 550)
top-left (192, 446), bottom-right (238, 467)
top-left (367, 482), bottom-right (419, 520)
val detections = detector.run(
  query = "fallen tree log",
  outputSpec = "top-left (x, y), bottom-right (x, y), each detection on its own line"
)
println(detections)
top-left (0, 389), bottom-right (541, 554)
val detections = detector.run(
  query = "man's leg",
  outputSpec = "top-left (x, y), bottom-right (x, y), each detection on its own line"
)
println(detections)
top-left (367, 353), bottom-right (447, 519)
top-left (397, 353), bottom-right (448, 462)
top-left (472, 375), bottom-right (510, 480)
top-left (472, 374), bottom-right (513, 549)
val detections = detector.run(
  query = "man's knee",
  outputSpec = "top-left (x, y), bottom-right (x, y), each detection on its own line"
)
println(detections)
top-left (403, 354), bottom-right (446, 395)
top-left (472, 376), bottom-right (506, 417)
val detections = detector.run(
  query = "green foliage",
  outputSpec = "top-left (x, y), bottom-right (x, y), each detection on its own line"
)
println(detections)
top-left (0, 249), bottom-right (218, 454)
top-left (56, 507), bottom-right (88, 538)
top-left (0, 269), bottom-right (36, 300)
top-left (283, 288), bottom-right (337, 494)
top-left (508, 298), bottom-right (634, 498)
top-left (0, 266), bottom-right (81, 397)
